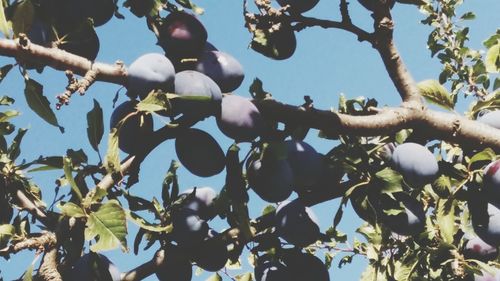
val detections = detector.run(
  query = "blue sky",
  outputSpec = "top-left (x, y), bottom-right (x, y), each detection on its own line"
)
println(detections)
top-left (0, 0), bottom-right (499, 280)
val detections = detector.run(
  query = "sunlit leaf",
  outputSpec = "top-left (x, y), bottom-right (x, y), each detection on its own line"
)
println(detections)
top-left (485, 43), bottom-right (499, 73)
top-left (85, 200), bottom-right (128, 252)
top-left (417, 80), bottom-right (454, 110)
top-left (57, 201), bottom-right (86, 218)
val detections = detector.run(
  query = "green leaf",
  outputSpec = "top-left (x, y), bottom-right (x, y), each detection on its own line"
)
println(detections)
top-left (493, 77), bottom-right (500, 91)
top-left (137, 91), bottom-right (171, 113)
top-left (0, 65), bottom-right (14, 84)
top-left (22, 264), bottom-right (34, 281)
top-left (0, 0), bottom-right (11, 37)
top-left (63, 156), bottom-right (83, 203)
top-left (436, 199), bottom-right (457, 244)
top-left (7, 128), bottom-right (27, 160)
top-left (485, 43), bottom-right (499, 73)
top-left (11, 0), bottom-right (34, 36)
top-left (234, 273), bottom-right (252, 281)
top-left (0, 110), bottom-right (19, 122)
top-left (85, 200), bottom-right (128, 252)
top-left (205, 273), bottom-right (222, 281)
top-left (468, 148), bottom-right (495, 169)
top-left (57, 201), bottom-right (86, 218)
top-left (375, 168), bottom-right (404, 194)
top-left (86, 99), bottom-right (104, 153)
top-left (125, 209), bottom-right (172, 232)
top-left (261, 204), bottom-right (276, 216)
top-left (104, 128), bottom-right (120, 175)
top-left (417, 80), bottom-right (454, 110)
top-left (24, 79), bottom-right (64, 132)
top-left (0, 224), bottom-right (15, 248)
top-left (483, 30), bottom-right (500, 48)
top-left (460, 12), bottom-right (475, 20)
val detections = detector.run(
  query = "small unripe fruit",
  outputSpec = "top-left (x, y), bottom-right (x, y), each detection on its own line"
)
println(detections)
top-left (216, 95), bottom-right (264, 142)
top-left (127, 53), bottom-right (176, 100)
top-left (110, 100), bottom-right (153, 154)
top-left (175, 129), bottom-right (225, 178)
top-left (195, 51), bottom-right (245, 93)
top-left (72, 253), bottom-right (121, 281)
top-left (391, 142), bottom-right (439, 186)
top-left (275, 199), bottom-right (320, 247)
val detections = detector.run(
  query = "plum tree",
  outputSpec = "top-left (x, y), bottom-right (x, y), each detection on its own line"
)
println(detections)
top-left (72, 253), bottom-right (121, 281)
top-left (194, 50), bottom-right (245, 93)
top-left (158, 11), bottom-right (208, 61)
top-left (189, 229), bottom-right (229, 272)
top-left (463, 236), bottom-right (499, 262)
top-left (155, 247), bottom-right (192, 281)
top-left (175, 128), bottom-right (225, 177)
top-left (276, 0), bottom-right (320, 14)
top-left (275, 199), bottom-right (320, 246)
top-left (110, 100), bottom-right (153, 154)
top-left (281, 250), bottom-right (330, 281)
top-left (285, 139), bottom-right (324, 189)
top-left (247, 157), bottom-right (293, 202)
top-left (391, 142), bottom-right (439, 186)
top-left (216, 94), bottom-right (265, 142)
top-left (254, 256), bottom-right (291, 281)
top-left (127, 53), bottom-right (176, 100)
top-left (178, 187), bottom-right (218, 220)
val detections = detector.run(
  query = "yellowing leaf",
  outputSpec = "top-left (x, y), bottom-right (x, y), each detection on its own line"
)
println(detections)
top-left (85, 200), bottom-right (128, 252)
top-left (417, 80), bottom-right (454, 110)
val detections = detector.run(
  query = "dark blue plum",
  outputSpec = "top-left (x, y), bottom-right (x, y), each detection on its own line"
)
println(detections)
top-left (463, 236), bottom-right (498, 262)
top-left (175, 128), bottom-right (225, 178)
top-left (251, 22), bottom-right (296, 60)
top-left (282, 251), bottom-right (329, 281)
top-left (171, 208), bottom-right (209, 246)
top-left (285, 140), bottom-right (324, 189)
top-left (190, 229), bottom-right (228, 272)
top-left (72, 253), bottom-right (121, 281)
top-left (154, 247), bottom-right (192, 281)
top-left (391, 142), bottom-right (439, 186)
top-left (216, 94), bottom-right (264, 142)
top-left (470, 200), bottom-right (500, 247)
top-left (179, 187), bottom-right (218, 220)
top-left (275, 199), bottom-right (320, 247)
top-left (247, 158), bottom-right (293, 203)
top-left (379, 192), bottom-right (426, 236)
top-left (483, 160), bottom-right (500, 200)
top-left (110, 100), bottom-right (153, 154)
top-left (195, 50), bottom-right (244, 93)
top-left (255, 256), bottom-right (291, 281)
top-left (276, 0), bottom-right (320, 14)
top-left (127, 53), bottom-right (175, 100)
top-left (478, 111), bottom-right (500, 129)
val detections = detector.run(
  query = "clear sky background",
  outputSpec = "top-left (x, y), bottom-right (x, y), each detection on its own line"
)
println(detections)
top-left (0, 0), bottom-right (499, 280)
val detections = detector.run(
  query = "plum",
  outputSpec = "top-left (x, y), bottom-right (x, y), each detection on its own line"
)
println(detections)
top-left (110, 100), bottom-right (153, 154)
top-left (171, 208), bottom-right (209, 246)
top-left (175, 128), bottom-right (225, 177)
top-left (251, 22), bottom-right (296, 60)
top-left (275, 199), bottom-right (320, 247)
top-left (190, 229), bottom-right (228, 272)
top-left (247, 158), bottom-right (293, 203)
top-left (57, 0), bottom-right (115, 27)
top-left (276, 0), bottom-right (320, 14)
top-left (477, 111), bottom-right (500, 129)
top-left (72, 253), bottom-right (121, 281)
top-left (470, 200), bottom-right (500, 247)
top-left (463, 236), bottom-right (498, 262)
top-left (194, 50), bottom-right (244, 93)
top-left (155, 247), bottom-right (192, 281)
top-left (171, 70), bottom-right (222, 117)
top-left (159, 11), bottom-right (208, 60)
top-left (483, 160), bottom-right (500, 198)
top-left (179, 187), bottom-right (218, 220)
top-left (57, 22), bottom-right (100, 61)
top-left (216, 94), bottom-right (264, 142)
top-left (469, 269), bottom-right (500, 281)
top-left (379, 192), bottom-right (426, 236)
top-left (255, 256), bottom-right (291, 281)
top-left (391, 142), bottom-right (439, 186)
top-left (282, 251), bottom-right (329, 281)
top-left (127, 53), bottom-right (176, 100)
top-left (285, 140), bottom-right (324, 189)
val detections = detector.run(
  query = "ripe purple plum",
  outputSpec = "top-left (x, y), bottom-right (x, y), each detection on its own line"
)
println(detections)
top-left (179, 187), bottom-right (218, 220)
top-left (171, 70), bottom-right (222, 117)
top-left (276, 0), bottom-right (320, 14)
top-left (110, 100), bottom-right (153, 154)
top-left (216, 94), bottom-right (264, 142)
top-left (483, 160), bottom-right (500, 198)
top-left (127, 53), bottom-right (176, 100)
top-left (159, 11), bottom-right (208, 60)
top-left (275, 199), bottom-right (320, 247)
top-left (463, 236), bottom-right (498, 262)
top-left (190, 229), bottom-right (228, 272)
top-left (72, 253), bottom-right (121, 281)
top-left (57, 21), bottom-right (100, 61)
top-left (285, 140), bottom-right (324, 189)
top-left (171, 208), bottom-right (209, 246)
top-left (282, 251), bottom-right (330, 281)
top-left (470, 201), bottom-right (500, 247)
top-left (155, 247), bottom-right (192, 281)
top-left (247, 158), bottom-right (293, 203)
top-left (57, 0), bottom-right (115, 27)
top-left (477, 111), bottom-right (500, 129)
top-left (379, 192), bottom-right (426, 236)
top-left (251, 22), bottom-right (296, 60)
top-left (194, 50), bottom-right (245, 93)
top-left (255, 256), bottom-right (291, 281)
top-left (391, 142), bottom-right (439, 186)
top-left (469, 269), bottom-right (500, 281)
top-left (175, 129), bottom-right (225, 178)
